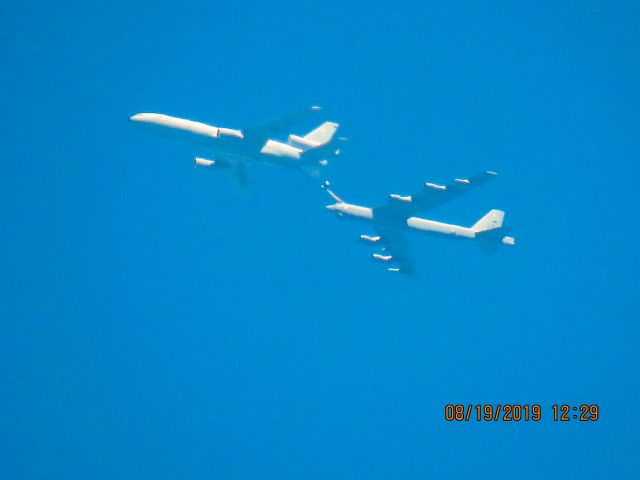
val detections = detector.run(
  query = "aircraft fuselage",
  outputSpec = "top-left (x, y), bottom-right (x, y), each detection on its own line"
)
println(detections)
top-left (326, 202), bottom-right (494, 240)
top-left (130, 113), bottom-right (314, 169)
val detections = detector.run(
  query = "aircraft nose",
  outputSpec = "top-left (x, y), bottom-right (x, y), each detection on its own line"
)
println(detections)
top-left (325, 204), bottom-right (339, 211)
top-left (129, 113), bottom-right (144, 122)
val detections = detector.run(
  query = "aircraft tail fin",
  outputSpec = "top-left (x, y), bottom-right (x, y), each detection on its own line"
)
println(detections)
top-left (289, 122), bottom-right (339, 150)
top-left (471, 209), bottom-right (504, 233)
top-left (304, 121), bottom-right (339, 145)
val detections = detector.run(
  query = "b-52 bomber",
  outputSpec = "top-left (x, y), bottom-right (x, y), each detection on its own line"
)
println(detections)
top-left (323, 171), bottom-right (516, 274)
top-left (130, 106), bottom-right (340, 187)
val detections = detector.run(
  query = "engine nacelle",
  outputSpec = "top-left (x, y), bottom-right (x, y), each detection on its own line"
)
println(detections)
top-left (389, 193), bottom-right (413, 203)
top-left (372, 253), bottom-right (393, 262)
top-left (194, 157), bottom-right (215, 167)
top-left (502, 236), bottom-right (516, 246)
top-left (454, 178), bottom-right (470, 184)
top-left (425, 182), bottom-right (447, 191)
top-left (360, 235), bottom-right (381, 243)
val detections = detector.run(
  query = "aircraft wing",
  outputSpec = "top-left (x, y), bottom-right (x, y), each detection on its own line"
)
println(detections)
top-left (194, 155), bottom-right (250, 192)
top-left (378, 170), bottom-right (499, 217)
top-left (227, 163), bottom-right (249, 191)
top-left (371, 223), bottom-right (416, 274)
top-left (241, 106), bottom-right (322, 149)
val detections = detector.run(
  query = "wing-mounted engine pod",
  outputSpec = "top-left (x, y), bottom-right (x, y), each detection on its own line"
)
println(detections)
top-left (372, 253), bottom-right (393, 262)
top-left (360, 235), bottom-right (381, 243)
top-left (389, 194), bottom-right (413, 203)
top-left (425, 182), bottom-right (447, 191)
top-left (502, 236), bottom-right (516, 246)
top-left (195, 157), bottom-right (215, 167)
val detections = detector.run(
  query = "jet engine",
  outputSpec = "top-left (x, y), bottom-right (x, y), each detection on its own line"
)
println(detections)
top-left (194, 157), bottom-right (215, 167)
top-left (389, 194), bottom-right (413, 203)
top-left (502, 236), bottom-right (516, 246)
top-left (360, 235), bottom-right (381, 243)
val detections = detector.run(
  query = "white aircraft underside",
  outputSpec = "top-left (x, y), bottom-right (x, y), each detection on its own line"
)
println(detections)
top-left (130, 107), bottom-right (340, 186)
top-left (323, 171), bottom-right (516, 274)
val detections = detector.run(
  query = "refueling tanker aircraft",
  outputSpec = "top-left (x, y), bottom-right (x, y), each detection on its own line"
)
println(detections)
top-left (323, 171), bottom-right (516, 274)
top-left (130, 106), bottom-right (340, 187)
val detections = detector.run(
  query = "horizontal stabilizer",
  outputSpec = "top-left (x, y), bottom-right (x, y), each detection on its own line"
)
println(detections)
top-left (476, 227), bottom-right (515, 255)
top-left (289, 122), bottom-right (339, 150)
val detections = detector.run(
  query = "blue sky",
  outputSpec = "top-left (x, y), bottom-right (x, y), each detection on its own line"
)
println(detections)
top-left (2, 1), bottom-right (639, 478)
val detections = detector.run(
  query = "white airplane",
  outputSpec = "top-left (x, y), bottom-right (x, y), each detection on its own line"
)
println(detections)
top-left (130, 106), bottom-right (340, 187)
top-left (323, 171), bottom-right (516, 274)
